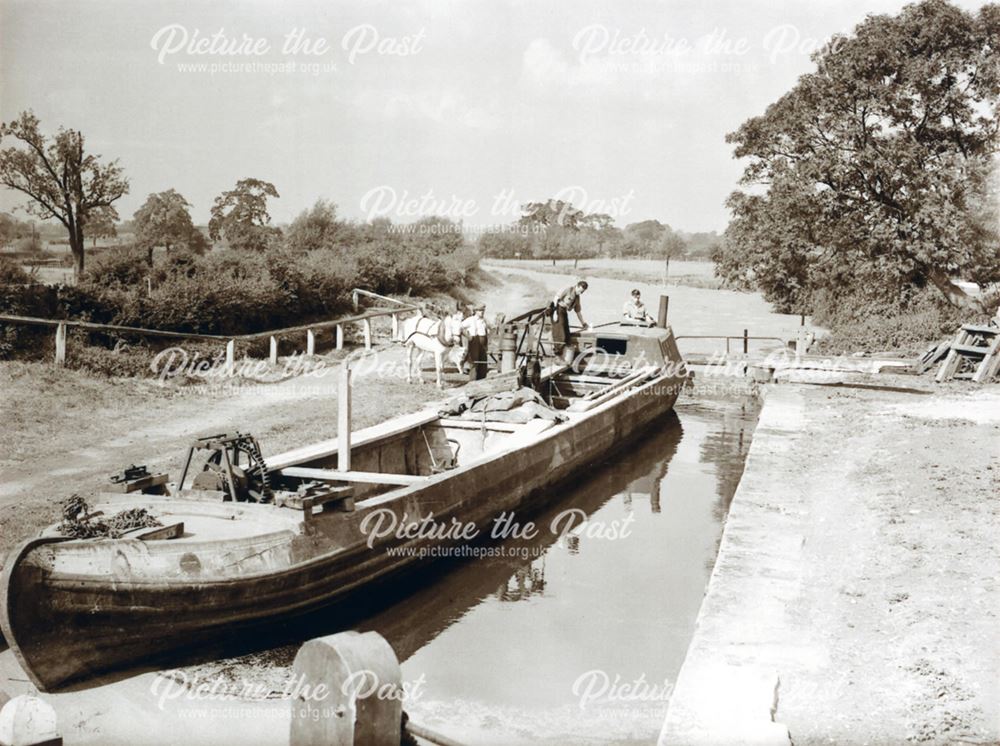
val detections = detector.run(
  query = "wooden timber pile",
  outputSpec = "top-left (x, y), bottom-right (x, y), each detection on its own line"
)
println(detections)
top-left (917, 323), bottom-right (1000, 383)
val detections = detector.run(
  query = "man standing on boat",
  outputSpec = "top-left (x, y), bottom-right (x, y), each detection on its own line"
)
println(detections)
top-left (622, 288), bottom-right (656, 325)
top-left (551, 280), bottom-right (589, 355)
top-left (462, 304), bottom-right (490, 381)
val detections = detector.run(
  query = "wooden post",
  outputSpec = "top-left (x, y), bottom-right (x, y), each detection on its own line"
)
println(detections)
top-left (657, 296), bottom-right (669, 328)
top-left (390, 314), bottom-right (398, 341)
top-left (743, 329), bottom-right (749, 355)
top-left (54, 322), bottom-right (67, 366)
top-left (338, 363), bottom-right (351, 472)
top-left (225, 339), bottom-right (235, 375)
top-left (269, 336), bottom-right (278, 365)
top-left (336, 325), bottom-right (344, 350)
top-left (362, 319), bottom-right (372, 350)
top-left (307, 329), bottom-right (316, 357)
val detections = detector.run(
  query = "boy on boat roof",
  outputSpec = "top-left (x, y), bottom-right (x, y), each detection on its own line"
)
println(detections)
top-left (622, 289), bottom-right (656, 326)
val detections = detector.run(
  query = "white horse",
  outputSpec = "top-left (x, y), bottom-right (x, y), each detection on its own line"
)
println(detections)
top-left (398, 311), bottom-right (467, 389)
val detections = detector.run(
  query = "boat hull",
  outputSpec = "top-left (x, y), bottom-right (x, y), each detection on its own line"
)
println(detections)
top-left (2, 372), bottom-right (683, 690)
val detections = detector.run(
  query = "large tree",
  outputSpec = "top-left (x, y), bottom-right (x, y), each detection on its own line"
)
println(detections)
top-left (87, 206), bottom-right (117, 248)
top-left (519, 199), bottom-right (588, 259)
top-left (719, 0), bottom-right (1000, 313)
top-left (0, 111), bottom-right (129, 276)
top-left (133, 189), bottom-right (206, 263)
top-left (208, 178), bottom-right (280, 252)
top-left (284, 199), bottom-right (345, 253)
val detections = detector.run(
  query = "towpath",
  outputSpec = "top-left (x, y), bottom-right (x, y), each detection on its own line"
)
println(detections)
top-left (660, 382), bottom-right (1000, 745)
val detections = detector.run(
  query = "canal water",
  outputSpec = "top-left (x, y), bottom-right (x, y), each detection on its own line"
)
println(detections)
top-left (355, 394), bottom-right (761, 745)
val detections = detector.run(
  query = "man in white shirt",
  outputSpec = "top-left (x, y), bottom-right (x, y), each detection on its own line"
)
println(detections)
top-left (551, 280), bottom-right (590, 354)
top-left (461, 305), bottom-right (489, 381)
top-left (622, 288), bottom-right (656, 325)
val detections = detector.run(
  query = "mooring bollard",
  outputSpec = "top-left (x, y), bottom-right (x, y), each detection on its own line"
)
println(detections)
top-left (53, 323), bottom-right (67, 367)
top-left (289, 631), bottom-right (401, 746)
top-left (0, 695), bottom-right (62, 746)
top-left (307, 329), bottom-right (316, 357)
top-left (269, 336), bottom-right (278, 365)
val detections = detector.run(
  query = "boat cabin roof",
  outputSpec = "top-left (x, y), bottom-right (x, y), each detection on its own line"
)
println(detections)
top-left (576, 323), bottom-right (680, 370)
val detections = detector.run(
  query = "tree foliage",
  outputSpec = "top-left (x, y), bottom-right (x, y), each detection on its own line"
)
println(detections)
top-left (478, 198), bottom-right (715, 260)
top-left (0, 111), bottom-right (129, 275)
top-left (717, 0), bottom-right (1000, 313)
top-left (87, 206), bottom-right (118, 248)
top-left (284, 199), bottom-right (346, 253)
top-left (133, 189), bottom-right (207, 263)
top-left (0, 213), bottom-right (34, 249)
top-left (208, 178), bottom-right (281, 252)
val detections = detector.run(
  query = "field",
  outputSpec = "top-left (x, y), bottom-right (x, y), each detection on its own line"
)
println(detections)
top-left (3, 239), bottom-right (129, 286)
top-left (486, 257), bottom-right (722, 290)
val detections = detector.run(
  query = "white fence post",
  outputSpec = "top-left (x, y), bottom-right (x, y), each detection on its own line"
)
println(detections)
top-left (269, 336), bottom-right (278, 365)
top-left (335, 325), bottom-right (344, 350)
top-left (54, 323), bottom-right (67, 366)
top-left (338, 362), bottom-right (351, 472)
top-left (391, 313), bottom-right (398, 341)
top-left (225, 339), bottom-right (235, 375)
top-left (362, 319), bottom-right (372, 350)
top-left (306, 329), bottom-right (316, 357)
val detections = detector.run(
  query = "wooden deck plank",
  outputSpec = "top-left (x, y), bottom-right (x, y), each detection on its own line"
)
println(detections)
top-left (267, 409), bottom-right (440, 470)
top-left (437, 419), bottom-right (520, 432)
top-left (278, 467), bottom-right (425, 486)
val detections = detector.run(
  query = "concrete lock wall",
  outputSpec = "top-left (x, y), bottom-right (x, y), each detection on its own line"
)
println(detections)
top-left (289, 630), bottom-right (402, 746)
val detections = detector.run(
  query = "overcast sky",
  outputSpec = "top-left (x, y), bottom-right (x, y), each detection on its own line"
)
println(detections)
top-left (0, 0), bottom-right (990, 232)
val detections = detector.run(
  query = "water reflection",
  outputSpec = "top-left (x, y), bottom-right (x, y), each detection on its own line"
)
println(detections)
top-left (357, 410), bottom-right (684, 661)
top-left (498, 562), bottom-right (546, 602)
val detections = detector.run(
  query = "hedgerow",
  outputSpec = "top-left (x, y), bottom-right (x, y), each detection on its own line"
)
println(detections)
top-left (0, 240), bottom-right (480, 371)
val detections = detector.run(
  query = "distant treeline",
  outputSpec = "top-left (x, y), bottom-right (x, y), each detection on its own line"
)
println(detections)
top-left (476, 199), bottom-right (719, 261)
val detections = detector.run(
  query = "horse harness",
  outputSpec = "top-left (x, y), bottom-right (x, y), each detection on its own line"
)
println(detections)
top-left (404, 317), bottom-right (456, 347)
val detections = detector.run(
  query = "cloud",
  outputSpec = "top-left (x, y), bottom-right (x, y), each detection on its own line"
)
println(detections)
top-left (350, 88), bottom-right (501, 131)
top-left (520, 38), bottom-right (614, 92)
